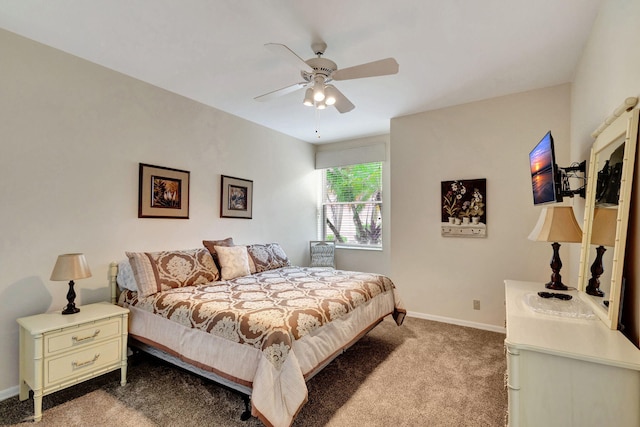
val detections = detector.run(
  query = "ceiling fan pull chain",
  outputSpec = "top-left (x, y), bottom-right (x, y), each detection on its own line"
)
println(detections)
top-left (315, 108), bottom-right (321, 139)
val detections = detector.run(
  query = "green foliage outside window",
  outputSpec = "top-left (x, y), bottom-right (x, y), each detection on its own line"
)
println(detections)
top-left (323, 162), bottom-right (382, 248)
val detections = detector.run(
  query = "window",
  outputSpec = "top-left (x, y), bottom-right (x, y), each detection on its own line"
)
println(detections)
top-left (321, 162), bottom-right (382, 249)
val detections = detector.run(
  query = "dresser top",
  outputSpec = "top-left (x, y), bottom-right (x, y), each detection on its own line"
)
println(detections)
top-left (17, 302), bottom-right (128, 334)
top-left (505, 279), bottom-right (640, 370)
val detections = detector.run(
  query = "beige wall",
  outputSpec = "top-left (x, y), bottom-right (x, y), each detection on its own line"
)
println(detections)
top-left (390, 84), bottom-right (572, 328)
top-left (571, 0), bottom-right (640, 344)
top-left (0, 29), bottom-right (317, 396)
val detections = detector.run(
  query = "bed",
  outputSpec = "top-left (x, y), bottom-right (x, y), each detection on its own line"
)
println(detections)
top-left (109, 241), bottom-right (405, 427)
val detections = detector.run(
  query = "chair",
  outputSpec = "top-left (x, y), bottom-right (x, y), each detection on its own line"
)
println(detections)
top-left (309, 241), bottom-right (335, 268)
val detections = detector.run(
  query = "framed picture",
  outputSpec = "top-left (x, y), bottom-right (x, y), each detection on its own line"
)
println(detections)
top-left (221, 175), bottom-right (253, 219)
top-left (138, 163), bottom-right (190, 219)
top-left (441, 178), bottom-right (487, 237)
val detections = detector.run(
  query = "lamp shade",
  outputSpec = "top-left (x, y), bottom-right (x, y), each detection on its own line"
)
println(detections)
top-left (312, 76), bottom-right (325, 102)
top-left (528, 206), bottom-right (583, 243)
top-left (324, 85), bottom-right (337, 106)
top-left (591, 207), bottom-right (618, 247)
top-left (303, 88), bottom-right (314, 106)
top-left (50, 253), bottom-right (92, 281)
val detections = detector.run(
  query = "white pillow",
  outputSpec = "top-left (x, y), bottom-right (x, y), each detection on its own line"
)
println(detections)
top-left (116, 259), bottom-right (139, 292)
top-left (215, 245), bottom-right (251, 280)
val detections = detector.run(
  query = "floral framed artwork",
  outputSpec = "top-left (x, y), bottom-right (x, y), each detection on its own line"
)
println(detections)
top-left (441, 178), bottom-right (487, 237)
top-left (138, 163), bottom-right (190, 219)
top-left (221, 175), bottom-right (253, 219)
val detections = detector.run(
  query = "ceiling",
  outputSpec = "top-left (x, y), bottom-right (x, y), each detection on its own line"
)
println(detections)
top-left (0, 1), bottom-right (603, 144)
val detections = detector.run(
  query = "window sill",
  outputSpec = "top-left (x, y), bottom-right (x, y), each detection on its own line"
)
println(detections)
top-left (335, 245), bottom-right (382, 252)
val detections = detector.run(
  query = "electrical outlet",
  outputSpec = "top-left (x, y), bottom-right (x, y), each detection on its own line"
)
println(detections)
top-left (473, 300), bottom-right (480, 310)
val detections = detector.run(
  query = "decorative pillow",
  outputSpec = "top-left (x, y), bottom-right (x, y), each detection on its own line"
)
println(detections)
top-left (126, 248), bottom-right (219, 298)
top-left (310, 242), bottom-right (335, 268)
top-left (116, 259), bottom-right (138, 292)
top-left (310, 254), bottom-right (335, 268)
top-left (215, 245), bottom-right (251, 280)
top-left (202, 237), bottom-right (235, 270)
top-left (246, 243), bottom-right (291, 273)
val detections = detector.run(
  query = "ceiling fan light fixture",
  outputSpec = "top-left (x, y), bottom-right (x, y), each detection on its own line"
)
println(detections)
top-left (313, 76), bottom-right (325, 102)
top-left (303, 88), bottom-right (314, 106)
top-left (324, 85), bottom-right (337, 106)
top-left (256, 41), bottom-right (398, 117)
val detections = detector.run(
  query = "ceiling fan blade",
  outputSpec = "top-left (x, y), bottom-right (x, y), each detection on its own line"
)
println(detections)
top-left (331, 86), bottom-right (355, 113)
top-left (332, 58), bottom-right (399, 81)
top-left (254, 82), bottom-right (307, 102)
top-left (264, 43), bottom-right (313, 73)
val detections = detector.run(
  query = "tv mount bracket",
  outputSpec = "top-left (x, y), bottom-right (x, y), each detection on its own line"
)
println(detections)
top-left (559, 160), bottom-right (587, 198)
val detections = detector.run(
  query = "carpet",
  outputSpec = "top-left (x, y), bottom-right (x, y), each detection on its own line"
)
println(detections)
top-left (0, 316), bottom-right (507, 426)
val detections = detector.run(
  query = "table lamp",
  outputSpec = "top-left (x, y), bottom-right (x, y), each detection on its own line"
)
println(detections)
top-left (585, 207), bottom-right (618, 297)
top-left (50, 253), bottom-right (92, 314)
top-left (528, 206), bottom-right (583, 290)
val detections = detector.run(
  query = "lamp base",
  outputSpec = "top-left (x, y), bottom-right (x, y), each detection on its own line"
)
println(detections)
top-left (545, 242), bottom-right (568, 291)
top-left (62, 305), bottom-right (80, 315)
top-left (586, 279), bottom-right (605, 297)
top-left (586, 246), bottom-right (606, 297)
top-left (545, 281), bottom-right (569, 291)
top-left (62, 280), bottom-right (80, 315)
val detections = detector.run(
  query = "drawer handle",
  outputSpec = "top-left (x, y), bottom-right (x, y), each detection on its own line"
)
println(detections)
top-left (72, 329), bottom-right (101, 343)
top-left (72, 353), bottom-right (100, 369)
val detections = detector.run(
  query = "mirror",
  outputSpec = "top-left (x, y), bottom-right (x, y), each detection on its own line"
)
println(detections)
top-left (578, 107), bottom-right (639, 329)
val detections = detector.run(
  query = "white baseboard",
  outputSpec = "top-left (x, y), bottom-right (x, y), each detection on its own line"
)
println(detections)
top-left (407, 311), bottom-right (506, 334)
top-left (0, 385), bottom-right (19, 402)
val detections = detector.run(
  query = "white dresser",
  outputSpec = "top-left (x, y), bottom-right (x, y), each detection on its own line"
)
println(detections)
top-left (17, 302), bottom-right (129, 422)
top-left (504, 280), bottom-right (640, 427)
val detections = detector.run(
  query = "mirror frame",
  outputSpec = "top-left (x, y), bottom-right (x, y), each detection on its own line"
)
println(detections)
top-left (578, 107), bottom-right (639, 329)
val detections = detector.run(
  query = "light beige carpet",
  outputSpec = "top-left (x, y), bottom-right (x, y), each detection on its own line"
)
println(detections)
top-left (1, 316), bottom-right (507, 426)
top-left (8, 390), bottom-right (156, 427)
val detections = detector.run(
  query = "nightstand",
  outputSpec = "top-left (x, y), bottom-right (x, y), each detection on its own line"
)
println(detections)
top-left (17, 302), bottom-right (129, 422)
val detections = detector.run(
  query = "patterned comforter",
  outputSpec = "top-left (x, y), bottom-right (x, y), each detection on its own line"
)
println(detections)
top-left (119, 266), bottom-right (405, 427)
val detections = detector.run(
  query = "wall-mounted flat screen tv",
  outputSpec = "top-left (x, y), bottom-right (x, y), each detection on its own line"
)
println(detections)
top-left (529, 131), bottom-right (561, 205)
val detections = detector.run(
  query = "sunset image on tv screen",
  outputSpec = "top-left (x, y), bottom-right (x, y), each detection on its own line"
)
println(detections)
top-left (530, 132), bottom-right (556, 204)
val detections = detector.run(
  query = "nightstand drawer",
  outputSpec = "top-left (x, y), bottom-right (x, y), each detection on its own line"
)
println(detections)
top-left (45, 338), bottom-right (122, 387)
top-left (45, 317), bottom-right (121, 355)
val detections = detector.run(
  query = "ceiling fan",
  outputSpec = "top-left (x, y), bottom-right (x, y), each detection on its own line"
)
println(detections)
top-left (254, 41), bottom-right (399, 113)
